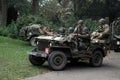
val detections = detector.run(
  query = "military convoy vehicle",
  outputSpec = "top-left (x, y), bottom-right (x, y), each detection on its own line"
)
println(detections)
top-left (19, 24), bottom-right (43, 46)
top-left (28, 32), bottom-right (110, 70)
top-left (111, 17), bottom-right (120, 52)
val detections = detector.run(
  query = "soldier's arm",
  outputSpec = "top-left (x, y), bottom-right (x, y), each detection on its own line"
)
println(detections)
top-left (102, 24), bottom-right (110, 35)
top-left (74, 25), bottom-right (79, 33)
top-left (79, 34), bottom-right (90, 38)
top-left (83, 27), bottom-right (89, 34)
top-left (43, 27), bottom-right (53, 35)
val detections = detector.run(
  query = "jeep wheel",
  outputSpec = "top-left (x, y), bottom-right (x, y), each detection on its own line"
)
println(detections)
top-left (90, 51), bottom-right (103, 67)
top-left (48, 51), bottom-right (67, 71)
top-left (29, 55), bottom-right (45, 66)
top-left (30, 37), bottom-right (37, 46)
top-left (30, 36), bottom-right (37, 46)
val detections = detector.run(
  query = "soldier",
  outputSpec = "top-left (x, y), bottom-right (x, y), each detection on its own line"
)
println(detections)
top-left (42, 24), bottom-right (53, 36)
top-left (68, 27), bottom-right (74, 34)
top-left (58, 27), bottom-right (66, 35)
top-left (91, 18), bottom-right (110, 41)
top-left (73, 20), bottom-right (90, 50)
top-left (74, 20), bottom-right (89, 37)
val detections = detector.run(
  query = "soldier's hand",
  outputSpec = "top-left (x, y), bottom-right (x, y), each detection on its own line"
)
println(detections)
top-left (98, 34), bottom-right (103, 39)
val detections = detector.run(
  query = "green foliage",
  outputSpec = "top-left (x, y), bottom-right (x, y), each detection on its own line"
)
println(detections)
top-left (0, 14), bottom-right (100, 39)
top-left (64, 13), bottom-right (78, 28)
top-left (7, 22), bottom-right (19, 38)
top-left (0, 22), bottom-right (19, 38)
top-left (84, 19), bottom-right (99, 33)
top-left (8, 0), bottom-right (31, 15)
top-left (73, 0), bottom-right (120, 21)
top-left (0, 27), bottom-right (9, 36)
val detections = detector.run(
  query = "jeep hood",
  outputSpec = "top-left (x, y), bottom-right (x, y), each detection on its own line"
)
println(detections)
top-left (36, 35), bottom-right (67, 42)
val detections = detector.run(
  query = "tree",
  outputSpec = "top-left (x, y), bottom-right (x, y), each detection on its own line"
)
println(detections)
top-left (72, 0), bottom-right (120, 22)
top-left (8, 0), bottom-right (31, 15)
top-left (104, 0), bottom-right (120, 23)
top-left (31, 0), bottom-right (39, 15)
top-left (72, 0), bottom-right (93, 18)
top-left (0, 0), bottom-right (2, 25)
top-left (1, 0), bottom-right (8, 27)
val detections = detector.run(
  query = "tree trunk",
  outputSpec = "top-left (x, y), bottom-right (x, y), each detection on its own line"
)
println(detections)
top-left (0, 0), bottom-right (2, 25)
top-left (72, 0), bottom-right (78, 14)
top-left (72, 0), bottom-right (82, 17)
top-left (1, 0), bottom-right (7, 27)
top-left (31, 0), bottom-right (39, 15)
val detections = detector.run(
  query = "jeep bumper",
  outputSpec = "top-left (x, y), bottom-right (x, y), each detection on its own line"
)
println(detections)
top-left (27, 49), bottom-right (47, 58)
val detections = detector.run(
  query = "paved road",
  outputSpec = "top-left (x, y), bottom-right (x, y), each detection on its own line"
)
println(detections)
top-left (24, 51), bottom-right (120, 80)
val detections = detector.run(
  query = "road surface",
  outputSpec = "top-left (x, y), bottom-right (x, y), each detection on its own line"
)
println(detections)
top-left (24, 51), bottom-right (120, 80)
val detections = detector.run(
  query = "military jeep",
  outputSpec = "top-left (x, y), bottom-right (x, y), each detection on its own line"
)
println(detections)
top-left (19, 24), bottom-right (43, 46)
top-left (28, 33), bottom-right (110, 71)
top-left (111, 17), bottom-right (120, 52)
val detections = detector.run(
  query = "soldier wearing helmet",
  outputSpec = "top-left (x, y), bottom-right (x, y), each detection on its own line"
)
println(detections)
top-left (74, 20), bottom-right (89, 37)
top-left (68, 27), bottom-right (74, 34)
top-left (58, 27), bottom-right (66, 34)
top-left (73, 20), bottom-right (90, 50)
top-left (91, 18), bottom-right (110, 40)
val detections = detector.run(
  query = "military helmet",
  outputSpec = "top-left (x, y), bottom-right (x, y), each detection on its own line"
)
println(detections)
top-left (77, 20), bottom-right (83, 24)
top-left (68, 27), bottom-right (74, 33)
top-left (98, 18), bottom-right (106, 24)
top-left (58, 27), bottom-right (66, 34)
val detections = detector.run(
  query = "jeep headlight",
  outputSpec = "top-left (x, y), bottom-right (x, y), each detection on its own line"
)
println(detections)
top-left (28, 32), bottom-right (32, 36)
top-left (50, 43), bottom-right (52, 46)
top-left (95, 39), bottom-right (99, 43)
top-left (36, 41), bottom-right (39, 45)
top-left (92, 39), bottom-right (99, 43)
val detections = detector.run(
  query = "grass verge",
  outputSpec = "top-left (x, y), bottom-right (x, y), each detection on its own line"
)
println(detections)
top-left (0, 36), bottom-right (49, 80)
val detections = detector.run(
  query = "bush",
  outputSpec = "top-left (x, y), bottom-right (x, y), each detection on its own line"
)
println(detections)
top-left (0, 14), bottom-right (100, 39)
top-left (7, 22), bottom-right (19, 38)
top-left (84, 19), bottom-right (99, 33)
top-left (0, 27), bottom-right (9, 36)
top-left (0, 22), bottom-right (19, 38)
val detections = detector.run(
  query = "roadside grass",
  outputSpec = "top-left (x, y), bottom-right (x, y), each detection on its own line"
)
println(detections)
top-left (0, 36), bottom-right (49, 80)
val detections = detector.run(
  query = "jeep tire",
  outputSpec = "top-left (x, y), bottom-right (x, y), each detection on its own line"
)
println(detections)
top-left (30, 37), bottom-right (37, 46)
top-left (48, 51), bottom-right (67, 71)
top-left (29, 55), bottom-right (45, 66)
top-left (90, 51), bottom-right (103, 67)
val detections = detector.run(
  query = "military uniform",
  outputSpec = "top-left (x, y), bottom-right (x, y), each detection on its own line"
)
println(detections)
top-left (42, 25), bottom-right (53, 35)
top-left (74, 26), bottom-right (89, 36)
top-left (91, 18), bottom-right (110, 43)
top-left (68, 27), bottom-right (74, 34)
top-left (73, 20), bottom-right (90, 50)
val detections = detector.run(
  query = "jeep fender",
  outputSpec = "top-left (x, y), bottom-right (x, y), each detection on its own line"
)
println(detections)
top-left (89, 45), bottom-right (107, 57)
top-left (27, 35), bottom-right (38, 41)
top-left (50, 47), bottom-right (72, 58)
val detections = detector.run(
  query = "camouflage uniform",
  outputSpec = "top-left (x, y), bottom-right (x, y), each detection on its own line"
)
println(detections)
top-left (42, 25), bottom-right (53, 36)
top-left (68, 27), bottom-right (74, 34)
top-left (28, 24), bottom-right (44, 34)
top-left (74, 20), bottom-right (90, 50)
top-left (91, 18), bottom-right (110, 43)
top-left (74, 20), bottom-right (89, 38)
